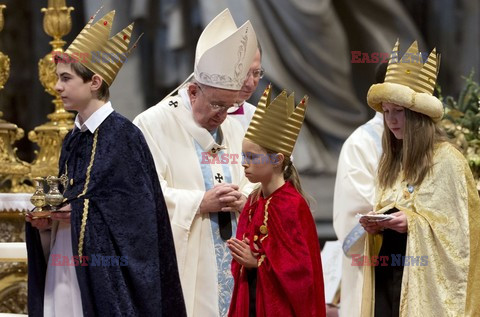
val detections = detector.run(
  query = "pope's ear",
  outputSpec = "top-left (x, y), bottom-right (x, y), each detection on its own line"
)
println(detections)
top-left (187, 84), bottom-right (198, 106)
top-left (188, 84), bottom-right (199, 99)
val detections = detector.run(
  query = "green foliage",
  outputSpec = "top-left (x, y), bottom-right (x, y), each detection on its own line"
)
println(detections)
top-left (439, 70), bottom-right (480, 189)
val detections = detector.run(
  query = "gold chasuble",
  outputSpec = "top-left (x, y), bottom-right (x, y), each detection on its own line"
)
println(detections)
top-left (361, 142), bottom-right (480, 316)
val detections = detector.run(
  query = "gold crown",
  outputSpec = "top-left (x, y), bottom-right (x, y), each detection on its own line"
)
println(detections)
top-left (245, 85), bottom-right (308, 157)
top-left (385, 39), bottom-right (440, 95)
top-left (65, 8), bottom-right (141, 86)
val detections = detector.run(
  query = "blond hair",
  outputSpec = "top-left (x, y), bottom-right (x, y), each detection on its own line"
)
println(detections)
top-left (378, 108), bottom-right (448, 188)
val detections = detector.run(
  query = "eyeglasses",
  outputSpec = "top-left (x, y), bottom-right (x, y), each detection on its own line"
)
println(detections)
top-left (196, 84), bottom-right (241, 113)
top-left (246, 68), bottom-right (265, 80)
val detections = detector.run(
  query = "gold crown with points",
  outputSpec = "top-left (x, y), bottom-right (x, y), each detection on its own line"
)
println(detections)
top-left (245, 85), bottom-right (308, 157)
top-left (367, 40), bottom-right (444, 122)
top-left (65, 8), bottom-right (141, 86)
top-left (385, 39), bottom-right (440, 94)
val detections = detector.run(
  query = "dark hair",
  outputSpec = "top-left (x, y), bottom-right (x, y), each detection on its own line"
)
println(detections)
top-left (54, 54), bottom-right (110, 101)
top-left (374, 59), bottom-right (388, 84)
top-left (257, 40), bottom-right (263, 61)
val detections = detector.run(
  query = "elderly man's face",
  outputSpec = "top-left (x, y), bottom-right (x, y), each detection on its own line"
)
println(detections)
top-left (188, 83), bottom-right (240, 131)
top-left (238, 49), bottom-right (262, 102)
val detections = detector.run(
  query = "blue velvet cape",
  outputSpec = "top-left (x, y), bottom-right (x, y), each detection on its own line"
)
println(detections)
top-left (26, 111), bottom-right (186, 316)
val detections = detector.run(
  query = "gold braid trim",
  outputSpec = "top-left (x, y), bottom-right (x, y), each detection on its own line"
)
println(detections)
top-left (260, 197), bottom-right (272, 243)
top-left (257, 254), bottom-right (266, 267)
top-left (77, 129), bottom-right (99, 260)
top-left (257, 197), bottom-right (272, 267)
top-left (61, 162), bottom-right (69, 196)
top-left (78, 129), bottom-right (99, 198)
top-left (78, 198), bottom-right (90, 260)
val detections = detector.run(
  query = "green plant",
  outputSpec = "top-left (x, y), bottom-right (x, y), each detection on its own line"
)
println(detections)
top-left (439, 70), bottom-right (480, 190)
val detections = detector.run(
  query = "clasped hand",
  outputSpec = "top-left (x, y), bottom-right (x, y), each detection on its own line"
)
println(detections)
top-left (227, 237), bottom-right (258, 268)
top-left (359, 211), bottom-right (408, 234)
top-left (200, 183), bottom-right (246, 213)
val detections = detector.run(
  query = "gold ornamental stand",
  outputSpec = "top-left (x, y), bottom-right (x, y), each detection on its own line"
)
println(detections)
top-left (28, 0), bottom-right (74, 179)
top-left (0, 5), bottom-right (32, 193)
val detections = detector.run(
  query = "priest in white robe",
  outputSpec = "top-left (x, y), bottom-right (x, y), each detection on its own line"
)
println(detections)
top-left (333, 112), bottom-right (383, 317)
top-left (134, 9), bottom-right (257, 317)
top-left (228, 47), bottom-right (263, 131)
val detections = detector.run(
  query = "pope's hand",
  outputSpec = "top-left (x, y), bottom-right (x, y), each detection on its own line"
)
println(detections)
top-left (219, 185), bottom-right (246, 212)
top-left (200, 183), bottom-right (243, 213)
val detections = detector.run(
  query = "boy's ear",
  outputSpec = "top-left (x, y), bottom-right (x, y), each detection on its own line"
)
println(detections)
top-left (90, 74), bottom-right (104, 92)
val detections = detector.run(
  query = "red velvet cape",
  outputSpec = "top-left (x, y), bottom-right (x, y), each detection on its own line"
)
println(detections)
top-left (229, 181), bottom-right (326, 317)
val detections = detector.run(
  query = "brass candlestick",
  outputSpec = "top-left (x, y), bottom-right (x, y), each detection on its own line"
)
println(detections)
top-left (0, 4), bottom-right (33, 193)
top-left (28, 0), bottom-right (74, 179)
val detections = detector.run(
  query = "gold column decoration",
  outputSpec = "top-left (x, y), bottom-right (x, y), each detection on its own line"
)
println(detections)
top-left (0, 5), bottom-right (32, 193)
top-left (28, 0), bottom-right (74, 179)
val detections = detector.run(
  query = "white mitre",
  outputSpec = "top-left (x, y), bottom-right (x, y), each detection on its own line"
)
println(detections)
top-left (194, 9), bottom-right (257, 90)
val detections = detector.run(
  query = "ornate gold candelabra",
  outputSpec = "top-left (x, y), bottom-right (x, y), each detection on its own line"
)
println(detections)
top-left (0, 112), bottom-right (31, 192)
top-left (0, 5), bottom-right (32, 193)
top-left (28, 0), bottom-right (74, 179)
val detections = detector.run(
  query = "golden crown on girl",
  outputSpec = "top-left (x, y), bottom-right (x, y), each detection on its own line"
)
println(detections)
top-left (245, 84), bottom-right (308, 157)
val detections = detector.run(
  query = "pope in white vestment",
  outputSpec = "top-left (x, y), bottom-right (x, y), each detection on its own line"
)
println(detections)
top-left (333, 112), bottom-right (383, 317)
top-left (134, 88), bottom-right (253, 316)
top-left (134, 9), bottom-right (258, 317)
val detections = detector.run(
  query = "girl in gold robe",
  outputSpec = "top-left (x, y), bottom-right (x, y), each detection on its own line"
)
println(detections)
top-left (358, 40), bottom-right (480, 317)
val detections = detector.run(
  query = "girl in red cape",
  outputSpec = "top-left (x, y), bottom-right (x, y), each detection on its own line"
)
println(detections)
top-left (227, 86), bottom-right (326, 317)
